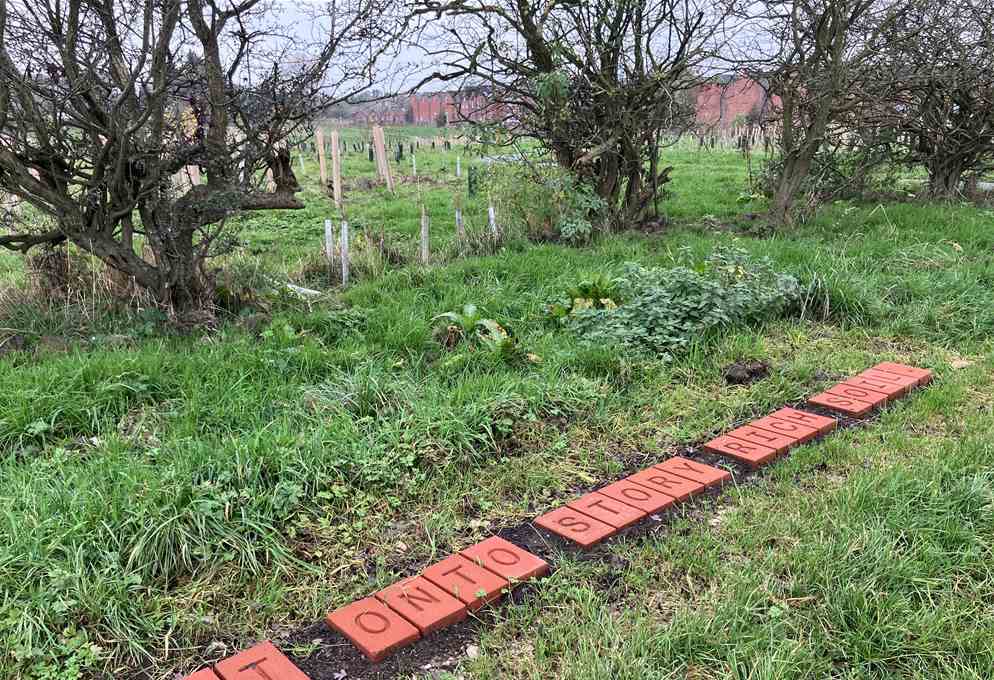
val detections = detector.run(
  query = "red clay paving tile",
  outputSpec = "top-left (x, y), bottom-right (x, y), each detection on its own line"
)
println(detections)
top-left (845, 372), bottom-right (909, 399)
top-left (214, 641), bottom-right (312, 680)
top-left (873, 361), bottom-right (933, 386)
top-left (421, 554), bottom-right (509, 610)
top-left (725, 424), bottom-right (799, 454)
top-left (807, 390), bottom-right (875, 417)
top-left (703, 435), bottom-right (779, 467)
top-left (375, 575), bottom-right (467, 635)
top-left (568, 492), bottom-right (647, 529)
top-left (534, 505), bottom-right (617, 548)
top-left (326, 597), bottom-right (420, 663)
top-left (461, 536), bottom-right (550, 583)
top-left (627, 467), bottom-right (705, 501)
top-left (184, 670), bottom-right (220, 680)
top-left (749, 414), bottom-right (820, 443)
top-left (656, 456), bottom-right (731, 488)
top-left (826, 383), bottom-right (890, 408)
top-left (858, 369), bottom-right (918, 396)
top-left (769, 407), bottom-right (837, 436)
top-left (597, 480), bottom-right (677, 514)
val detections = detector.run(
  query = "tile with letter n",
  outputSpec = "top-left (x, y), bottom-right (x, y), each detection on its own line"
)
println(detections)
top-left (534, 505), bottom-right (616, 548)
top-left (214, 641), bottom-right (312, 680)
top-left (421, 554), bottom-right (508, 610)
top-left (460, 536), bottom-right (549, 583)
top-left (326, 597), bottom-right (420, 663)
top-left (375, 575), bottom-right (467, 635)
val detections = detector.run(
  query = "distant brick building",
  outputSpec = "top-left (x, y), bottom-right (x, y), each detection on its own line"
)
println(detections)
top-left (348, 90), bottom-right (507, 127)
top-left (695, 76), bottom-right (775, 130)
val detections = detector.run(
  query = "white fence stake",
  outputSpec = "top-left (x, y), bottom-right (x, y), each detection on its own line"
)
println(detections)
top-left (420, 205), bottom-right (430, 265)
top-left (340, 221), bottom-right (350, 287)
top-left (456, 156), bottom-right (461, 178)
top-left (488, 204), bottom-right (498, 239)
top-left (324, 219), bottom-right (335, 270)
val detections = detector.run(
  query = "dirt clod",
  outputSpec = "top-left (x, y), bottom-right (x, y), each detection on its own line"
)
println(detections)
top-left (723, 360), bottom-right (770, 385)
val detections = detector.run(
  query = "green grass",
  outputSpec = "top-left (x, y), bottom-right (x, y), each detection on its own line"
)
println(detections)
top-left (1, 131), bottom-right (993, 679)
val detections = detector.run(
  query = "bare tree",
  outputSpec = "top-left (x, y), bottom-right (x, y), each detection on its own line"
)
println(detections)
top-left (0, 0), bottom-right (406, 311)
top-left (741, 0), bottom-right (910, 225)
top-left (413, 0), bottom-right (738, 227)
top-left (876, 0), bottom-right (994, 198)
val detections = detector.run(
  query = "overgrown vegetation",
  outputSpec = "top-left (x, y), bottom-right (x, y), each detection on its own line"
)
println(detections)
top-left (558, 247), bottom-right (800, 359)
top-left (1, 144), bottom-right (993, 679)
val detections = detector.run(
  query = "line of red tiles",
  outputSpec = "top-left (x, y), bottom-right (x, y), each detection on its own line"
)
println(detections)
top-left (184, 362), bottom-right (932, 676)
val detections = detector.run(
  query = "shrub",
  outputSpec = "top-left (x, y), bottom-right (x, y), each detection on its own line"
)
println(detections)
top-left (561, 246), bottom-right (800, 359)
top-left (483, 155), bottom-right (608, 244)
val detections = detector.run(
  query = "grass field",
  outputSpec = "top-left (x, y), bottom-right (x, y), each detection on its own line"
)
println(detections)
top-left (1, 131), bottom-right (993, 680)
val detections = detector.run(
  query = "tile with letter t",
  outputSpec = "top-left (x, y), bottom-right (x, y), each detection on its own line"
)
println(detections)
top-left (568, 492), bottom-right (647, 529)
top-left (214, 641), bottom-right (312, 680)
top-left (326, 597), bottom-right (420, 663)
top-left (375, 575), bottom-right (466, 635)
top-left (534, 505), bottom-right (617, 548)
top-left (596, 479), bottom-right (677, 514)
top-left (460, 536), bottom-right (549, 583)
top-left (421, 554), bottom-right (508, 610)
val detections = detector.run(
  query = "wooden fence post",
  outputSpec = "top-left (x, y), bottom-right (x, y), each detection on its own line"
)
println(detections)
top-left (330, 130), bottom-right (343, 208)
top-left (316, 128), bottom-right (328, 187)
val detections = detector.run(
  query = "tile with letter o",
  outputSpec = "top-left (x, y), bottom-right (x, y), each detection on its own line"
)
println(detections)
top-left (597, 480), bottom-right (677, 514)
top-left (655, 456), bottom-right (731, 488)
top-left (460, 536), bottom-right (549, 583)
top-left (627, 467), bottom-right (704, 501)
top-left (375, 575), bottom-right (466, 635)
top-left (568, 492), bottom-right (647, 529)
top-left (215, 641), bottom-right (312, 680)
top-left (846, 371), bottom-right (911, 399)
top-left (807, 390), bottom-right (874, 417)
top-left (703, 435), bottom-right (778, 467)
top-left (422, 554), bottom-right (508, 610)
top-left (769, 407), bottom-right (837, 435)
top-left (826, 383), bottom-right (889, 408)
top-left (534, 505), bottom-right (616, 548)
top-left (326, 598), bottom-right (420, 663)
